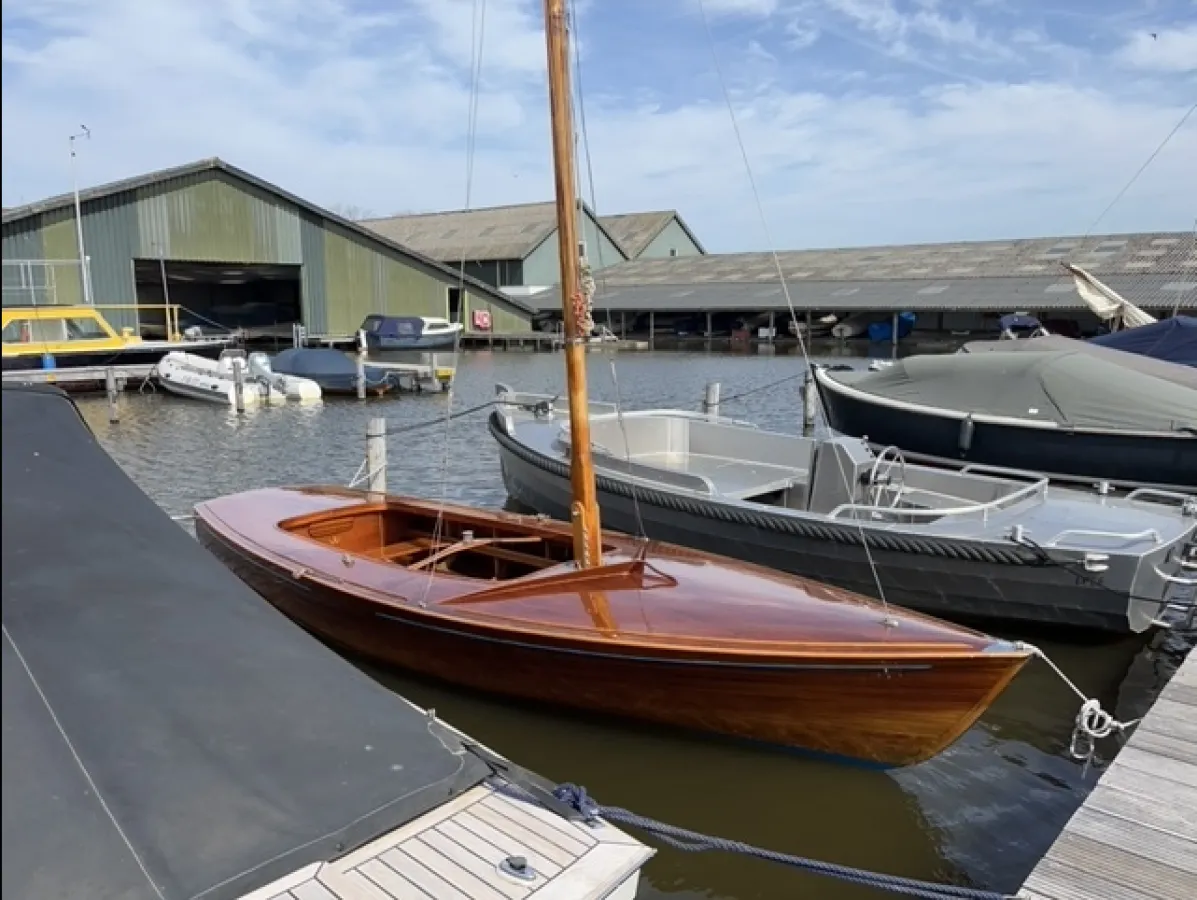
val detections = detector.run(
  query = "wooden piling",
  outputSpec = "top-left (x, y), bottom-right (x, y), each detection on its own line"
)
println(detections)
top-left (702, 382), bottom-right (721, 417)
top-left (232, 359), bottom-right (246, 413)
top-left (366, 417), bottom-right (387, 500)
top-left (803, 373), bottom-right (818, 430)
top-left (105, 367), bottom-right (119, 423)
top-left (356, 329), bottom-right (368, 400)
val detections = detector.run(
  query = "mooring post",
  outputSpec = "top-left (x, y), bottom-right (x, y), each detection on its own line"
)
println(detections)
top-left (366, 417), bottom-right (387, 500)
top-left (105, 366), bottom-right (119, 423)
top-left (803, 372), bottom-right (818, 431)
top-left (232, 359), bottom-right (246, 413)
top-left (356, 329), bottom-right (368, 400)
top-left (702, 381), bottom-right (721, 417)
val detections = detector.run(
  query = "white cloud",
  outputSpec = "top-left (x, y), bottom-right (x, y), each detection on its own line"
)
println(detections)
top-left (701, 0), bottom-right (782, 16)
top-left (1117, 24), bottom-right (1197, 74)
top-left (2, 0), bottom-right (1194, 253)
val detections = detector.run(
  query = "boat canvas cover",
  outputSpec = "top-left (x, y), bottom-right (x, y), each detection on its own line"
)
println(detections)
top-left (271, 346), bottom-right (358, 376)
top-left (363, 315), bottom-right (425, 338)
top-left (1, 384), bottom-right (488, 900)
top-left (1089, 316), bottom-right (1197, 367)
top-left (837, 349), bottom-right (1197, 432)
top-left (960, 334), bottom-right (1197, 389)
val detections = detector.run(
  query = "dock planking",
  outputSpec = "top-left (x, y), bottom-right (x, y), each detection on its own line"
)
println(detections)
top-left (242, 783), bottom-right (651, 900)
top-left (1019, 648), bottom-right (1197, 900)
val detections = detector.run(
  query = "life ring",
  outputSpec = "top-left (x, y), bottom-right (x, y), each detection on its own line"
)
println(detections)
top-left (472, 309), bottom-right (493, 331)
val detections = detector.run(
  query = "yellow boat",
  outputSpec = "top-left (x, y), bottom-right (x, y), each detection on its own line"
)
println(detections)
top-left (2, 304), bottom-right (231, 373)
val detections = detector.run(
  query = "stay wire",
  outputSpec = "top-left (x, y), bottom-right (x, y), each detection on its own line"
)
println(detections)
top-left (420, 0), bottom-right (488, 603)
top-left (568, 0), bottom-right (651, 545)
top-left (694, 0), bottom-right (894, 619)
top-left (1082, 99), bottom-right (1196, 239)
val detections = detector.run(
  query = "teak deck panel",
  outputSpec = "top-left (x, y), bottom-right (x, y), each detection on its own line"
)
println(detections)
top-left (243, 784), bottom-right (651, 900)
top-left (1019, 649), bottom-right (1197, 900)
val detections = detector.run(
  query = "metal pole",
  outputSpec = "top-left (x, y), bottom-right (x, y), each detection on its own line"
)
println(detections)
top-left (232, 359), bottom-right (246, 413)
top-left (69, 126), bottom-right (92, 305)
top-left (803, 373), bottom-right (818, 431)
top-left (355, 335), bottom-right (368, 400)
top-left (891, 311), bottom-right (899, 360)
top-left (702, 381), bottom-right (721, 417)
top-left (105, 367), bottom-right (119, 423)
top-left (366, 417), bottom-right (387, 500)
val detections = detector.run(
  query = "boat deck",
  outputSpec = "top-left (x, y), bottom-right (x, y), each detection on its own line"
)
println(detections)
top-left (245, 783), bottom-right (650, 900)
top-left (1018, 648), bottom-right (1197, 900)
top-left (604, 450), bottom-right (806, 499)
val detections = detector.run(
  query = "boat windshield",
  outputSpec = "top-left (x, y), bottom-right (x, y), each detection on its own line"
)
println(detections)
top-left (2, 315), bottom-right (111, 344)
top-left (283, 503), bottom-right (595, 580)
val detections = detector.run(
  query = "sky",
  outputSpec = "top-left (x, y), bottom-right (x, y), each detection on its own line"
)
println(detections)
top-left (2, 0), bottom-right (1195, 253)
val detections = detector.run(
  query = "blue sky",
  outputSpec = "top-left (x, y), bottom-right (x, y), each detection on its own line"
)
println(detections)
top-left (2, 0), bottom-right (1195, 252)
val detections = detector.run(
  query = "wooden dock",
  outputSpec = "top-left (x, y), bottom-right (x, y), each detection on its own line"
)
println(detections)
top-left (1019, 647), bottom-right (1196, 900)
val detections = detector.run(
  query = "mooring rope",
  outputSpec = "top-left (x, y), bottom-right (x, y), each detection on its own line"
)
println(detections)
top-left (489, 780), bottom-right (1012, 900)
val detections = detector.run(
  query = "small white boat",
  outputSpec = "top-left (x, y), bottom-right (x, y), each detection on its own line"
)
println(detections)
top-left (156, 350), bottom-right (285, 407)
top-left (248, 351), bottom-right (322, 401)
top-left (830, 312), bottom-right (876, 338)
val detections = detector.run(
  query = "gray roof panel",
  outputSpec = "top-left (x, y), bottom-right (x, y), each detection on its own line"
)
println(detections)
top-left (531, 273), bottom-right (1197, 313)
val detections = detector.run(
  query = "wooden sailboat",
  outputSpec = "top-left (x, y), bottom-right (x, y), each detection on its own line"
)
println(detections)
top-left (194, 0), bottom-right (1032, 768)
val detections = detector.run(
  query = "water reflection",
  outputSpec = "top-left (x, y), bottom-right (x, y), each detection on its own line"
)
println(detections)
top-left (77, 348), bottom-right (1194, 900)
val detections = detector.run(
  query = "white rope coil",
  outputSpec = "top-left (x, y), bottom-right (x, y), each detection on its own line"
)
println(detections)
top-left (1017, 641), bottom-right (1141, 764)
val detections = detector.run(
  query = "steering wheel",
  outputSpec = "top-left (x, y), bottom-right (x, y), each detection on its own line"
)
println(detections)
top-left (867, 445), bottom-right (908, 509)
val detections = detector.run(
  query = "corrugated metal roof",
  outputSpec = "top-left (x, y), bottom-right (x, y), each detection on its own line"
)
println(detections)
top-left (360, 201), bottom-right (632, 263)
top-left (587, 231), bottom-right (1195, 285)
top-left (598, 210), bottom-right (706, 258)
top-left (0, 158), bottom-right (532, 315)
top-left (361, 202), bottom-right (559, 261)
top-left (530, 272), bottom-right (1197, 313)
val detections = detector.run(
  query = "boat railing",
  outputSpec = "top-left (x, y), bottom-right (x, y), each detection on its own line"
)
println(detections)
top-left (1042, 527), bottom-right (1163, 549)
top-left (824, 473), bottom-right (1051, 524)
top-left (86, 303), bottom-right (189, 340)
top-left (1124, 487), bottom-right (1197, 512)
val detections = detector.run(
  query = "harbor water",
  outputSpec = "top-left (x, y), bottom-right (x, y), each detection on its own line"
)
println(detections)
top-left (76, 346), bottom-right (1194, 900)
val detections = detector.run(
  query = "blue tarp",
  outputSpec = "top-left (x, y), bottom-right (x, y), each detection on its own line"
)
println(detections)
top-left (1088, 316), bottom-right (1196, 367)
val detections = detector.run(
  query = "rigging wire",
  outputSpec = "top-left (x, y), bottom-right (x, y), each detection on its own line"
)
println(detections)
top-left (1082, 99), bottom-right (1196, 239)
top-left (419, 0), bottom-right (489, 603)
top-left (694, 0), bottom-right (894, 620)
top-left (567, 0), bottom-right (651, 544)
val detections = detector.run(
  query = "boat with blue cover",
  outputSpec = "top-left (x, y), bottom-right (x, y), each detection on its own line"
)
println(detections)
top-left (361, 314), bottom-right (463, 351)
top-left (270, 347), bottom-right (401, 395)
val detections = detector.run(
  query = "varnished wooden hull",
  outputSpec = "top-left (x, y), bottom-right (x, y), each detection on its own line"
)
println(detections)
top-left (196, 500), bottom-right (1027, 768)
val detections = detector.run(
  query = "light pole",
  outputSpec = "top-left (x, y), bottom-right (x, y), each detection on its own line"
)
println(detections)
top-left (69, 126), bottom-right (92, 305)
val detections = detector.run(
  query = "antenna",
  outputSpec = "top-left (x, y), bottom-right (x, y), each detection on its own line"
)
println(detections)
top-left (68, 126), bottom-right (93, 305)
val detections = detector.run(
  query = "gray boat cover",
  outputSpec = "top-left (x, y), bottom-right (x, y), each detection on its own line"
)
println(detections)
top-left (961, 334), bottom-right (1197, 389)
top-left (833, 349), bottom-right (1197, 431)
top-left (2, 384), bottom-right (489, 900)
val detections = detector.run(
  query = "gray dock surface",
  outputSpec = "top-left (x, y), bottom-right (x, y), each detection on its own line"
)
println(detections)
top-left (1019, 647), bottom-right (1196, 900)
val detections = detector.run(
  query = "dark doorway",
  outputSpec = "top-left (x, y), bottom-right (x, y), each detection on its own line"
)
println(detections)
top-left (447, 286), bottom-right (462, 323)
top-left (134, 260), bottom-right (302, 337)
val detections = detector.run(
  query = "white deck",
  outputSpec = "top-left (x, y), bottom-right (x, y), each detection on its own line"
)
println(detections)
top-left (243, 783), bottom-right (653, 900)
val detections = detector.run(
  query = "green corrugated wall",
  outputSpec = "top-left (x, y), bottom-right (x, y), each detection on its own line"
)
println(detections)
top-left (2, 167), bottom-right (532, 334)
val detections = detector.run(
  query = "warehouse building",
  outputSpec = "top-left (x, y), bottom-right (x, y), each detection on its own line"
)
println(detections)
top-left (360, 203), bottom-right (704, 293)
top-left (531, 231), bottom-right (1196, 335)
top-left (0, 158), bottom-right (535, 336)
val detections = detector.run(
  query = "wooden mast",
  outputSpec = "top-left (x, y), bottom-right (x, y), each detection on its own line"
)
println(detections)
top-left (543, 0), bottom-right (603, 570)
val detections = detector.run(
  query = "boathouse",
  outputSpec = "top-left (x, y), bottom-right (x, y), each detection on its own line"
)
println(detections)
top-left (360, 203), bottom-right (705, 292)
top-left (0, 158), bottom-right (536, 337)
top-left (526, 232), bottom-right (1197, 338)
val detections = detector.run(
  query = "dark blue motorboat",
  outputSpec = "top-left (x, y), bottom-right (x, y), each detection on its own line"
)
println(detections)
top-left (270, 347), bottom-right (400, 395)
top-left (1089, 315), bottom-right (1196, 367)
top-left (360, 315), bottom-right (463, 351)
